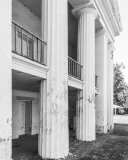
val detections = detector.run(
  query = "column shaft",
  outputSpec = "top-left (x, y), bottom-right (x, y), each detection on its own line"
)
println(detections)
top-left (0, 0), bottom-right (12, 160)
top-left (40, 0), bottom-right (68, 159)
top-left (76, 8), bottom-right (97, 141)
top-left (107, 44), bottom-right (114, 131)
top-left (95, 30), bottom-right (108, 133)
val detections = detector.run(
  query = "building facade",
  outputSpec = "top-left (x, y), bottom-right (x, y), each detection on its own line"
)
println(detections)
top-left (0, 0), bottom-right (122, 159)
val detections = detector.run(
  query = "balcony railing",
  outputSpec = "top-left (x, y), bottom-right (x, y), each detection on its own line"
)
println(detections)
top-left (12, 22), bottom-right (46, 65)
top-left (68, 57), bottom-right (83, 80)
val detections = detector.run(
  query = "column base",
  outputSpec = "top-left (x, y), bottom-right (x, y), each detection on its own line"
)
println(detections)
top-left (107, 123), bottom-right (114, 132)
top-left (96, 125), bottom-right (107, 133)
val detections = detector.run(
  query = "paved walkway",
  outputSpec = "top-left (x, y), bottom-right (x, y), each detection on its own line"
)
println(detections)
top-left (114, 115), bottom-right (128, 124)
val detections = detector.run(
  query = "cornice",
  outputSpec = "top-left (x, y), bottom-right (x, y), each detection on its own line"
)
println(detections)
top-left (68, 76), bottom-right (84, 89)
top-left (12, 53), bottom-right (49, 79)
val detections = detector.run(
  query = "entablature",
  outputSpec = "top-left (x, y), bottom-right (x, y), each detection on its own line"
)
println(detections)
top-left (69, 0), bottom-right (122, 42)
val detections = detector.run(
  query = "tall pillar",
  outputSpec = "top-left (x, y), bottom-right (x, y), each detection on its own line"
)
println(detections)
top-left (107, 43), bottom-right (115, 131)
top-left (39, 0), bottom-right (68, 159)
top-left (73, 8), bottom-right (97, 141)
top-left (95, 30), bottom-right (108, 133)
top-left (0, 0), bottom-right (12, 160)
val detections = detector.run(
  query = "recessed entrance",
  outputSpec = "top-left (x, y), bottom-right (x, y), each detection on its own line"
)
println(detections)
top-left (68, 87), bottom-right (77, 142)
top-left (19, 101), bottom-right (32, 135)
top-left (12, 70), bottom-right (41, 159)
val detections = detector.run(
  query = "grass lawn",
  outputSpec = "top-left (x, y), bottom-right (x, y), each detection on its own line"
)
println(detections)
top-left (65, 130), bottom-right (128, 160)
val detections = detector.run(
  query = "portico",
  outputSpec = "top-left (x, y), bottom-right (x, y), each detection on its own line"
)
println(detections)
top-left (0, 0), bottom-right (122, 159)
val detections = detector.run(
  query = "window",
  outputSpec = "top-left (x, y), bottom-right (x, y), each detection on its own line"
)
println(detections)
top-left (17, 30), bottom-right (34, 59)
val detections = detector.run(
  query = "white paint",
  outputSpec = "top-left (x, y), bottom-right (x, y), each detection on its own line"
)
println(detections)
top-left (38, 80), bottom-right (46, 156)
top-left (39, 0), bottom-right (69, 159)
top-left (12, 90), bottom-right (39, 139)
top-left (12, 100), bottom-right (19, 139)
top-left (68, 76), bottom-right (84, 90)
top-left (0, 0), bottom-right (12, 159)
top-left (95, 29), bottom-right (108, 133)
top-left (31, 100), bottom-right (39, 135)
top-left (74, 8), bottom-right (97, 141)
top-left (12, 53), bottom-right (49, 79)
top-left (0, 0), bottom-right (122, 159)
top-left (107, 43), bottom-right (115, 131)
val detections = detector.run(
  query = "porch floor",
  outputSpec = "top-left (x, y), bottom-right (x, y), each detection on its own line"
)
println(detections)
top-left (12, 129), bottom-right (75, 160)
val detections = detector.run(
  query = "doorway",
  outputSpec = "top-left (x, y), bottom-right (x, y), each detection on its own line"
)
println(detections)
top-left (19, 101), bottom-right (32, 135)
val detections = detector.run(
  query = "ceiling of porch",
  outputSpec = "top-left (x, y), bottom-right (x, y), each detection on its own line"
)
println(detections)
top-left (18, 0), bottom-right (103, 47)
top-left (19, 0), bottom-right (41, 18)
top-left (12, 70), bottom-right (41, 92)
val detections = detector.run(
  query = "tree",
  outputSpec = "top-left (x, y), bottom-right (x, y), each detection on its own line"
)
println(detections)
top-left (114, 63), bottom-right (128, 107)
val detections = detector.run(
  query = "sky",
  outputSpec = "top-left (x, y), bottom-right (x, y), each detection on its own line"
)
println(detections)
top-left (114, 0), bottom-right (128, 83)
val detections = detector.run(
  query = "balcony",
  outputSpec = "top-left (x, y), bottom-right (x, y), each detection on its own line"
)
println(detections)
top-left (12, 22), bottom-right (46, 65)
top-left (68, 57), bottom-right (83, 80)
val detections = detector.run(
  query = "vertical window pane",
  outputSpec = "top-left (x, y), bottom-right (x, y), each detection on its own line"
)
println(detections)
top-left (33, 37), bottom-right (37, 61)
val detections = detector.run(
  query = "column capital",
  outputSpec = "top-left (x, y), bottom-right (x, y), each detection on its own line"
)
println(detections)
top-left (72, 7), bottom-right (97, 19)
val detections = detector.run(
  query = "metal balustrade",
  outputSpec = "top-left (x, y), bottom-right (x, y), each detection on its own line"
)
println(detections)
top-left (68, 56), bottom-right (83, 80)
top-left (12, 22), bottom-right (46, 65)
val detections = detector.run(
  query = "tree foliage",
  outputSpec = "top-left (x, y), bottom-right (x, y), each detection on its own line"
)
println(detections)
top-left (114, 63), bottom-right (128, 107)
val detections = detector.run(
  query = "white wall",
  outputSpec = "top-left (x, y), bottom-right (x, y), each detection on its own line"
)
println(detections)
top-left (12, 0), bottom-right (41, 38)
top-left (12, 90), bottom-right (39, 139)
top-left (0, 0), bottom-right (12, 159)
top-left (32, 100), bottom-right (40, 134)
top-left (12, 99), bottom-right (19, 139)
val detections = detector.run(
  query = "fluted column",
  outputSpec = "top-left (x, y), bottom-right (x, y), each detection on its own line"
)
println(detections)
top-left (0, 1), bottom-right (12, 160)
top-left (39, 0), bottom-right (68, 159)
top-left (107, 43), bottom-right (115, 131)
top-left (73, 8), bottom-right (97, 141)
top-left (95, 30), bottom-right (108, 133)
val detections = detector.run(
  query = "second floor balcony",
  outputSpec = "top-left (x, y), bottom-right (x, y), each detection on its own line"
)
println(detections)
top-left (12, 22), bottom-right (46, 65)
top-left (12, 22), bottom-right (98, 89)
top-left (68, 57), bottom-right (83, 80)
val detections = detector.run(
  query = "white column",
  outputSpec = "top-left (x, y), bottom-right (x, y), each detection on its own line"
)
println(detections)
top-left (107, 43), bottom-right (115, 131)
top-left (73, 8), bottom-right (97, 141)
top-left (0, 0), bottom-right (12, 160)
top-left (95, 29), bottom-right (108, 133)
top-left (39, 0), bottom-right (68, 159)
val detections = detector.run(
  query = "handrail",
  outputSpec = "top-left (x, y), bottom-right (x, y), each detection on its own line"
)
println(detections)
top-left (12, 21), bottom-right (46, 44)
top-left (12, 22), bottom-right (46, 65)
top-left (68, 56), bottom-right (83, 67)
top-left (68, 56), bottom-right (83, 80)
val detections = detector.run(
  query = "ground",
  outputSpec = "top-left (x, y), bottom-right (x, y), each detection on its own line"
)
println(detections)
top-left (12, 129), bottom-right (128, 160)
